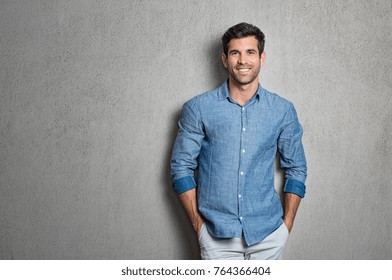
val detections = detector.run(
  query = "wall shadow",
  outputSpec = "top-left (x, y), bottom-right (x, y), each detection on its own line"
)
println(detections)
top-left (274, 153), bottom-right (285, 203)
top-left (208, 38), bottom-right (227, 88)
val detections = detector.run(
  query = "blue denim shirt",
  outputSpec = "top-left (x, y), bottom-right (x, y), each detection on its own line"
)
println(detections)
top-left (171, 81), bottom-right (307, 246)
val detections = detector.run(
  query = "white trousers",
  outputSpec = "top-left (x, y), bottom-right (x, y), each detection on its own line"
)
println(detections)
top-left (198, 223), bottom-right (289, 260)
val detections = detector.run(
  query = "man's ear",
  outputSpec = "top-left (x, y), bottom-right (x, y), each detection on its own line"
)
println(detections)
top-left (221, 53), bottom-right (228, 68)
top-left (260, 51), bottom-right (266, 67)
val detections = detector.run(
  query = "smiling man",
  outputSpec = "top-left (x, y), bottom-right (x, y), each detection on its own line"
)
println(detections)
top-left (171, 22), bottom-right (307, 260)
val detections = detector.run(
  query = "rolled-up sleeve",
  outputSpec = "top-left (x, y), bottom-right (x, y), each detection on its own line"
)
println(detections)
top-left (277, 103), bottom-right (307, 198)
top-left (170, 99), bottom-right (204, 194)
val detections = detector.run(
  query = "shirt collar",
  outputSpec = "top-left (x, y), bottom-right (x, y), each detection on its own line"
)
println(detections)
top-left (217, 80), bottom-right (263, 102)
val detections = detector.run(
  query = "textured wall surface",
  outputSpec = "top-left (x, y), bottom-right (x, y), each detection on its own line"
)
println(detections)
top-left (1, 0), bottom-right (391, 259)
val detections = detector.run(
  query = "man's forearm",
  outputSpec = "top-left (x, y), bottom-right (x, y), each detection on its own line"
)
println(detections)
top-left (283, 192), bottom-right (301, 233)
top-left (178, 188), bottom-right (204, 234)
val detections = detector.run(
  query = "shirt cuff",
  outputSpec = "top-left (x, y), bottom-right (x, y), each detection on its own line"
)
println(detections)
top-left (172, 176), bottom-right (196, 195)
top-left (284, 179), bottom-right (306, 198)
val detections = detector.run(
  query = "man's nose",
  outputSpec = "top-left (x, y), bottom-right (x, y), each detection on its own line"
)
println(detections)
top-left (238, 54), bottom-right (246, 64)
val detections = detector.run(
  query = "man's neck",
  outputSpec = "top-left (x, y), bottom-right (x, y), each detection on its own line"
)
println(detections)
top-left (228, 79), bottom-right (259, 106)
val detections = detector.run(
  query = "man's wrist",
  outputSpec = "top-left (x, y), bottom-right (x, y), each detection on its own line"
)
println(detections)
top-left (283, 218), bottom-right (293, 233)
top-left (193, 217), bottom-right (204, 234)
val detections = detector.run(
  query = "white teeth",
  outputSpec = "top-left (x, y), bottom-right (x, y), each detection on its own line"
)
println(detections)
top-left (238, 69), bottom-right (250, 72)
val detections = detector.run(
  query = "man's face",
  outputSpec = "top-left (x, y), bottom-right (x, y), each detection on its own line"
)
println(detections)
top-left (222, 36), bottom-right (265, 87)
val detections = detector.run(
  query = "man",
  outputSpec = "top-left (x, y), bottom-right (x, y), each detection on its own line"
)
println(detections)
top-left (170, 22), bottom-right (307, 260)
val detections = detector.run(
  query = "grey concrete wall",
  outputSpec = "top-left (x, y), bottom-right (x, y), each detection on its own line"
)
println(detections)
top-left (0, 0), bottom-right (391, 259)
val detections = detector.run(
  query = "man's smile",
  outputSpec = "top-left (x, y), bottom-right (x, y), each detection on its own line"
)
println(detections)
top-left (238, 68), bottom-right (251, 73)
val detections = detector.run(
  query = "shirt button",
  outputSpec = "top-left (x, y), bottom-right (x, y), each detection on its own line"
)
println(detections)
top-left (240, 216), bottom-right (243, 220)
top-left (242, 149), bottom-right (245, 153)
top-left (238, 194), bottom-right (242, 198)
top-left (242, 127), bottom-right (246, 131)
top-left (242, 107), bottom-right (245, 111)
top-left (240, 171), bottom-right (244, 176)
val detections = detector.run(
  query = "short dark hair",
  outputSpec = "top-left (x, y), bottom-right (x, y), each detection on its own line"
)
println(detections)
top-left (222, 22), bottom-right (265, 57)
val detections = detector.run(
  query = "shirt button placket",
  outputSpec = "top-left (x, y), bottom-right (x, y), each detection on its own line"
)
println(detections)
top-left (238, 106), bottom-right (246, 224)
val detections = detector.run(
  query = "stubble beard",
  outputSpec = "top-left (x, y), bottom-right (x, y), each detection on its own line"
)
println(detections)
top-left (230, 69), bottom-right (260, 87)
top-left (231, 72), bottom-right (259, 86)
